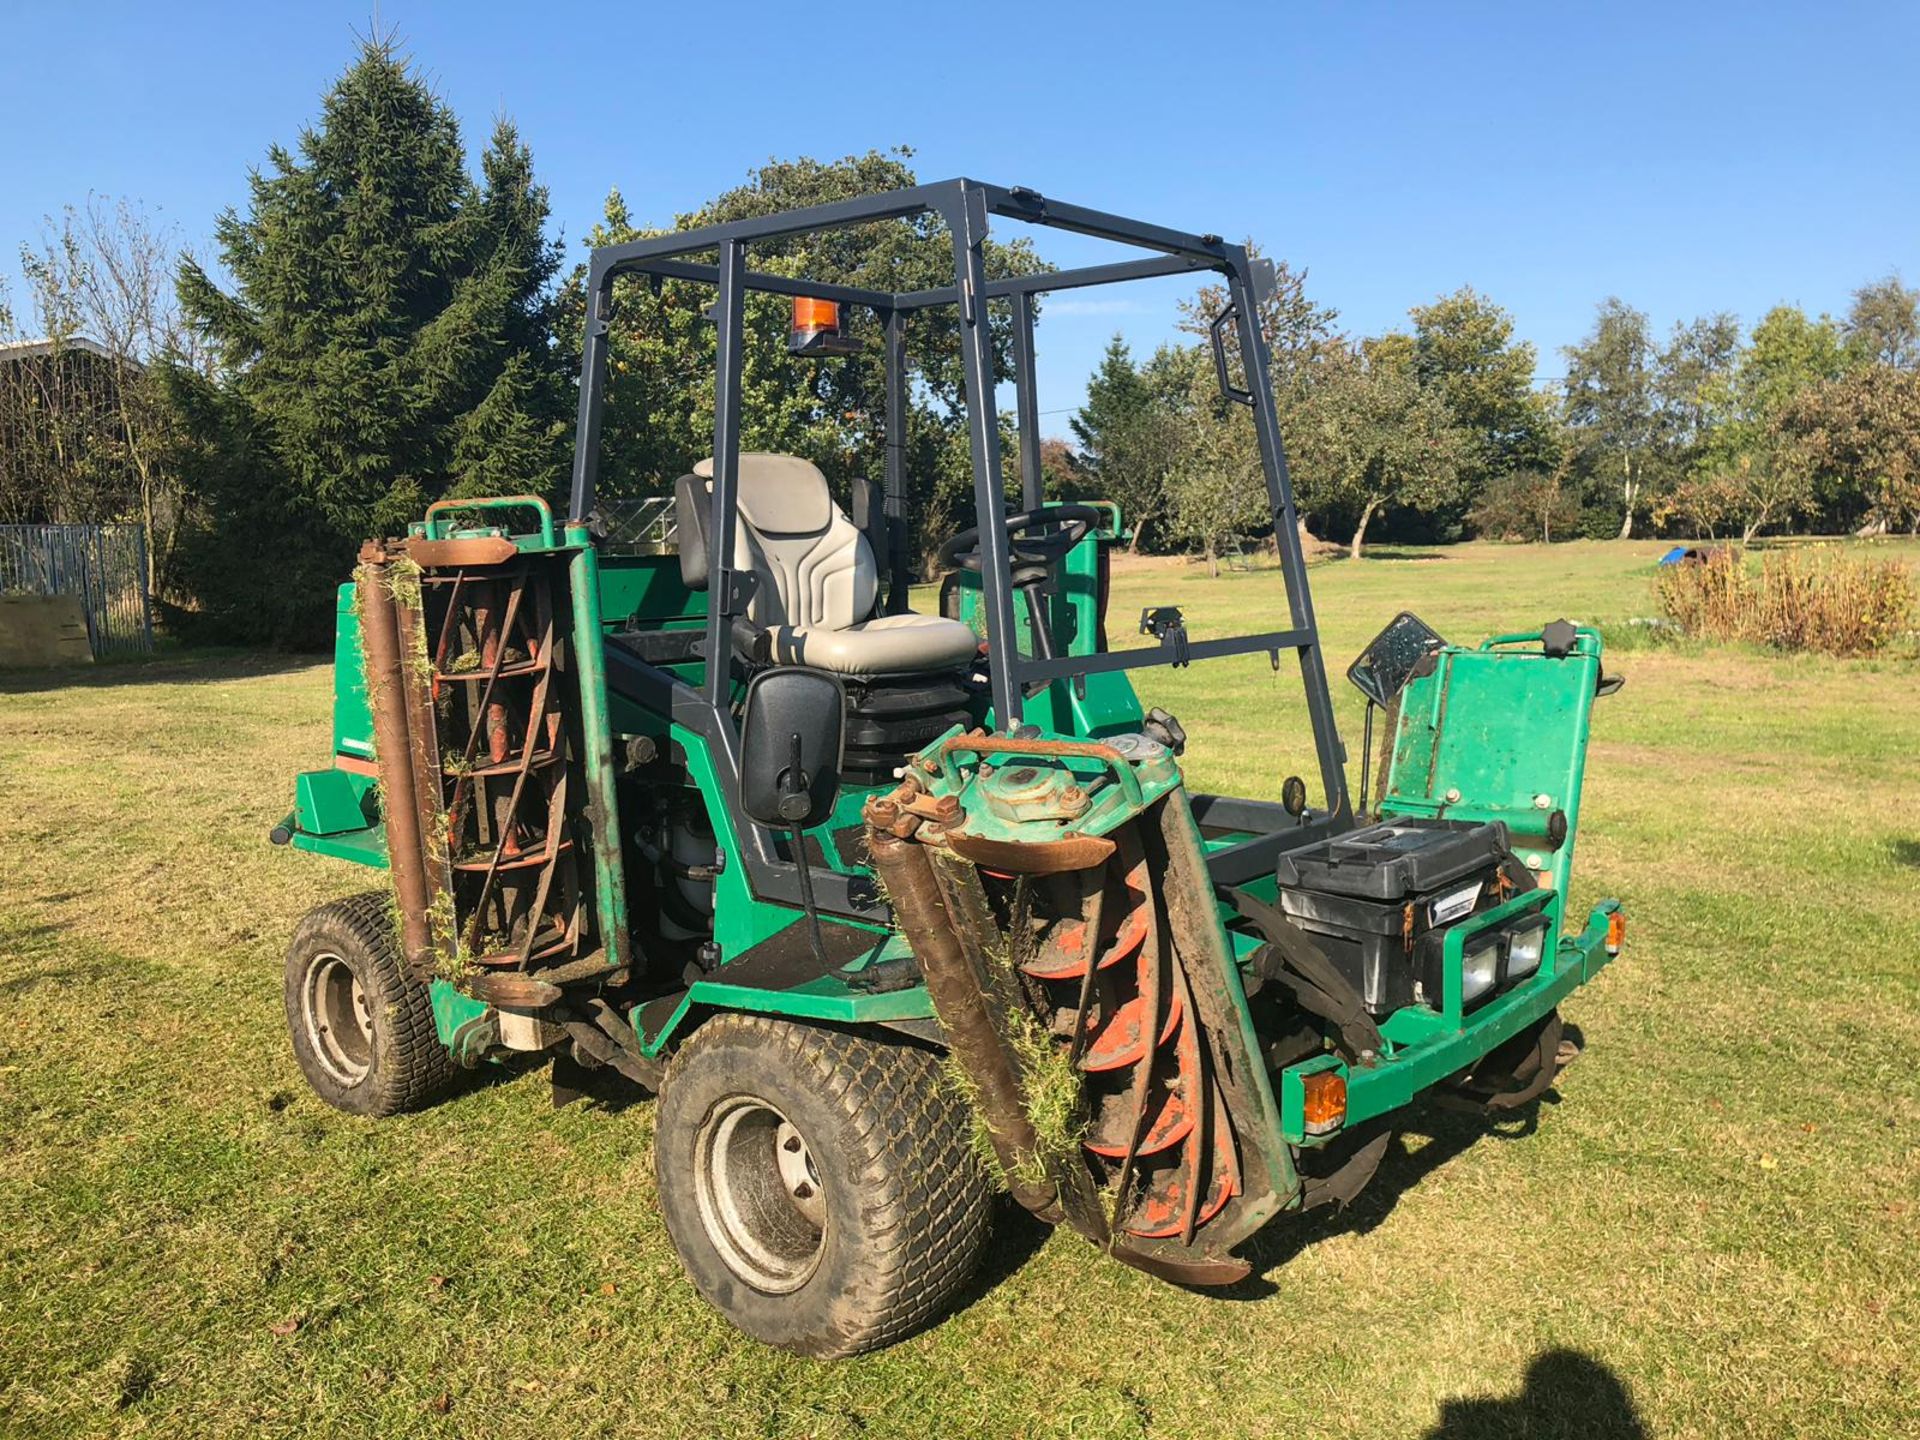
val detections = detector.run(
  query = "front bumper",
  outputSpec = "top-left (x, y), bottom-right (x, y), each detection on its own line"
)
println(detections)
top-left (1277, 895), bottom-right (1622, 1143)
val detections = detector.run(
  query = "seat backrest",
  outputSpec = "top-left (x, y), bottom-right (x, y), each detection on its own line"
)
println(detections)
top-left (685, 453), bottom-right (876, 631)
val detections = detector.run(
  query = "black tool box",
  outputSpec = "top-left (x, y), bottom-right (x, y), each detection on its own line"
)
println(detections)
top-left (1274, 818), bottom-right (1513, 1014)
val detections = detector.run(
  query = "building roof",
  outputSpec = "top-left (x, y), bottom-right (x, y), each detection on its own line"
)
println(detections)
top-left (0, 336), bottom-right (125, 366)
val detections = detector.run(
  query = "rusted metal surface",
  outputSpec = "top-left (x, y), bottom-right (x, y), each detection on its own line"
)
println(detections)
top-left (406, 535), bottom-right (519, 568)
top-left (870, 742), bottom-right (1280, 1278)
top-left (1108, 1241), bottom-right (1252, 1286)
top-left (1146, 789), bottom-right (1298, 1247)
top-left (356, 543), bottom-right (435, 981)
top-left (469, 972), bottom-right (564, 1008)
top-left (941, 830), bottom-right (1116, 874)
top-left (863, 818), bottom-right (1058, 1219)
top-left (365, 534), bottom-right (605, 1009)
top-left (939, 731), bottom-right (1131, 767)
top-left (426, 561), bottom-right (589, 974)
top-left (389, 575), bottom-right (453, 960)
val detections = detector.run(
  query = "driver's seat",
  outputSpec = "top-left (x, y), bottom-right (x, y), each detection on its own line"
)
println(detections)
top-left (676, 454), bottom-right (980, 677)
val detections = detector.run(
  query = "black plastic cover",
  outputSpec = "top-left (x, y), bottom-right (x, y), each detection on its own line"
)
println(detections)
top-left (1275, 818), bottom-right (1511, 902)
top-left (737, 667), bottom-right (846, 827)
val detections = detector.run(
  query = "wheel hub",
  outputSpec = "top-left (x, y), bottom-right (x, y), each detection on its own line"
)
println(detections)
top-left (694, 1097), bottom-right (827, 1294)
top-left (303, 952), bottom-right (374, 1085)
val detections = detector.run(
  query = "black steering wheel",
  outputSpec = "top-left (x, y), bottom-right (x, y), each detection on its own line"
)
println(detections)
top-left (939, 504), bottom-right (1102, 587)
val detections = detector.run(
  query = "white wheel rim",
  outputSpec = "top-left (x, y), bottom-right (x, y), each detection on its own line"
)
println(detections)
top-left (693, 1096), bottom-right (827, 1294)
top-left (303, 951), bottom-right (374, 1085)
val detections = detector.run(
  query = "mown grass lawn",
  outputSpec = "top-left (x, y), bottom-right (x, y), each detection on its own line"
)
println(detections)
top-left (3, 539), bottom-right (1917, 1439)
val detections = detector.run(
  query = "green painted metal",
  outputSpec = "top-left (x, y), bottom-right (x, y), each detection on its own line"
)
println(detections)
top-left (423, 494), bottom-right (557, 547)
top-left (565, 528), bottom-right (633, 969)
top-left (930, 728), bottom-right (1182, 820)
top-left (293, 767), bottom-right (370, 836)
top-left (596, 553), bottom-right (707, 629)
top-left (666, 722), bottom-right (813, 959)
top-left (1278, 899), bottom-right (1621, 1143)
top-left (640, 971), bottom-right (937, 1059)
top-left (429, 976), bottom-right (493, 1054)
top-left (1378, 624), bottom-right (1603, 896)
top-left (329, 584), bottom-right (374, 764)
top-left (286, 479), bottom-right (1628, 1222)
top-left (289, 819), bottom-right (386, 869)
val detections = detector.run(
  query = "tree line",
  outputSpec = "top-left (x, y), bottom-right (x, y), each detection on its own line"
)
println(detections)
top-left (3, 39), bottom-right (1915, 645)
top-left (1067, 267), bottom-right (1920, 569)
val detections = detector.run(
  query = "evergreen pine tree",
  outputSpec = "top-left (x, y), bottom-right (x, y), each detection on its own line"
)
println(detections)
top-left (168, 39), bottom-right (565, 644)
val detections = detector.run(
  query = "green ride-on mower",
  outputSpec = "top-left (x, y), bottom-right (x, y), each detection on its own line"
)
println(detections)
top-left (273, 179), bottom-right (1627, 1357)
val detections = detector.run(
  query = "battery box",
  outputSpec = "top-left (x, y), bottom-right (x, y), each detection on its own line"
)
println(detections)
top-left (1274, 818), bottom-right (1513, 1014)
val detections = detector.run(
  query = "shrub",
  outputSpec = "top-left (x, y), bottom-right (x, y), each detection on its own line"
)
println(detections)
top-left (1655, 546), bottom-right (1916, 656)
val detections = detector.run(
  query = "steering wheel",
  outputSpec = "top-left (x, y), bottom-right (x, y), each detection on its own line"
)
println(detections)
top-left (939, 504), bottom-right (1102, 586)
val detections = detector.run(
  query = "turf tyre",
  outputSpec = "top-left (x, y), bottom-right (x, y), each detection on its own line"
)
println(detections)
top-left (284, 892), bottom-right (458, 1117)
top-left (654, 1013), bottom-right (992, 1357)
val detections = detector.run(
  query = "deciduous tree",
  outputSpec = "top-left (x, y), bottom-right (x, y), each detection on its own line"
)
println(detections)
top-left (1772, 364), bottom-right (1920, 533)
top-left (1287, 341), bottom-right (1465, 558)
top-left (1562, 298), bottom-right (1657, 539)
top-left (1843, 274), bottom-right (1920, 370)
top-left (1408, 287), bottom-right (1555, 486)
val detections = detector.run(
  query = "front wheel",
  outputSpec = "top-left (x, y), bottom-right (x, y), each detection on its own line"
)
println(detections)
top-left (284, 892), bottom-right (458, 1116)
top-left (654, 1014), bottom-right (993, 1357)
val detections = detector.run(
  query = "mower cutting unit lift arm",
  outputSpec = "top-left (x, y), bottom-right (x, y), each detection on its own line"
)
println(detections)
top-left (273, 177), bottom-right (1626, 1357)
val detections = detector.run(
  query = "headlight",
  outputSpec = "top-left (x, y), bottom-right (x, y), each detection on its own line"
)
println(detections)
top-left (1461, 933), bottom-right (1501, 1003)
top-left (1504, 916), bottom-right (1549, 982)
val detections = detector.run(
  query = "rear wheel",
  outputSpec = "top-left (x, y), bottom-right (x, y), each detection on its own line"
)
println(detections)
top-left (284, 892), bottom-right (458, 1116)
top-left (654, 1014), bottom-right (992, 1357)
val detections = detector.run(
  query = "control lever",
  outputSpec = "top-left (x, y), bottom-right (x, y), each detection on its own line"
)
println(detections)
top-left (779, 732), bottom-right (831, 970)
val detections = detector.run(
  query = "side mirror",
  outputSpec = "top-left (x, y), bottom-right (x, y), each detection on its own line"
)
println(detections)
top-left (738, 667), bottom-right (845, 828)
top-left (1348, 611), bottom-right (1447, 709)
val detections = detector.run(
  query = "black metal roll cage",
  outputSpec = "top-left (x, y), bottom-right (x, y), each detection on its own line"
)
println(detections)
top-left (570, 178), bottom-right (1351, 912)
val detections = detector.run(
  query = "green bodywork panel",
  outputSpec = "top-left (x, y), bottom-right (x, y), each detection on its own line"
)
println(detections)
top-left (1278, 897), bottom-right (1619, 1144)
top-left (330, 584), bottom-right (374, 765)
top-left (643, 931), bottom-right (937, 1061)
top-left (1377, 625), bottom-right (1604, 896)
top-left (1272, 623), bottom-right (1616, 1149)
top-left (294, 767), bottom-right (371, 835)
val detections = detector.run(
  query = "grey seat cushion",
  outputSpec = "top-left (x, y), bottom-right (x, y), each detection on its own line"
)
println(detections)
top-left (766, 613), bottom-right (980, 676)
top-left (691, 453), bottom-right (981, 677)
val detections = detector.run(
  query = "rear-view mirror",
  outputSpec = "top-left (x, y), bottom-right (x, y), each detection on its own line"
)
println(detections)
top-left (1348, 611), bottom-right (1447, 708)
top-left (738, 667), bottom-right (846, 828)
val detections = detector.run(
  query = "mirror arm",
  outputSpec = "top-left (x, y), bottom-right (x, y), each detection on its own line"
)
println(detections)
top-left (780, 730), bottom-right (832, 970)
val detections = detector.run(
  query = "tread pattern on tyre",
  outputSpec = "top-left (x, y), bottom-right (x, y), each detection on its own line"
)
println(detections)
top-left (660, 1013), bottom-right (992, 1357)
top-left (287, 891), bottom-right (459, 1117)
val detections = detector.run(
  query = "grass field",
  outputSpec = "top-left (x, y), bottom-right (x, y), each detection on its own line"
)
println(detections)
top-left (3, 539), bottom-right (1917, 1439)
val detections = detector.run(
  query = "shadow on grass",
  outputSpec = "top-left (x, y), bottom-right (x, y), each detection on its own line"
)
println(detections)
top-left (1425, 1349), bottom-right (1648, 1439)
top-left (1219, 1086), bottom-right (1569, 1299)
top-left (1889, 838), bottom-right (1920, 869)
top-left (0, 649), bottom-right (322, 694)
top-left (1355, 546), bottom-right (1448, 562)
top-left (949, 1196), bottom-right (1056, 1318)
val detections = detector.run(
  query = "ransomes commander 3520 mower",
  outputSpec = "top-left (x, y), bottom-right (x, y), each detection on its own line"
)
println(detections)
top-left (274, 179), bottom-right (1627, 1357)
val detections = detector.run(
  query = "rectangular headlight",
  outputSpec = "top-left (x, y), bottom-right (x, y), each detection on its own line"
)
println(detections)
top-left (1461, 933), bottom-right (1501, 1003)
top-left (1504, 916), bottom-right (1549, 982)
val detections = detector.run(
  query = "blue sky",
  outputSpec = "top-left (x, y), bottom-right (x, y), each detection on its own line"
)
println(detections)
top-left (4, 1), bottom-right (1915, 427)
